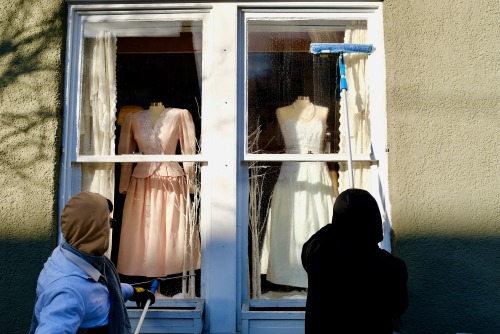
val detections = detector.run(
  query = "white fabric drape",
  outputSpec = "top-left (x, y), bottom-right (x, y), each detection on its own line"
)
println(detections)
top-left (80, 32), bottom-right (117, 258)
top-left (80, 31), bottom-right (117, 201)
top-left (338, 22), bottom-right (391, 251)
top-left (338, 21), bottom-right (370, 191)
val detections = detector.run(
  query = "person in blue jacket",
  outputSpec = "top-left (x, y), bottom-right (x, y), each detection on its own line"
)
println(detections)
top-left (29, 191), bottom-right (155, 334)
top-left (301, 188), bottom-right (408, 334)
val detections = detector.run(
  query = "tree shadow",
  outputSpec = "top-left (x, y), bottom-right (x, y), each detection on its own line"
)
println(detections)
top-left (0, 0), bottom-right (66, 185)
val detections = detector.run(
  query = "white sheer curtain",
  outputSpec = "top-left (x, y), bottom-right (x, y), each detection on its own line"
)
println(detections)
top-left (80, 31), bottom-right (117, 201)
top-left (80, 31), bottom-right (117, 257)
top-left (338, 21), bottom-right (370, 191)
top-left (338, 22), bottom-right (391, 251)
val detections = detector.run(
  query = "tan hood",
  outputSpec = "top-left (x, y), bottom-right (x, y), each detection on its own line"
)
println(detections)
top-left (60, 191), bottom-right (110, 256)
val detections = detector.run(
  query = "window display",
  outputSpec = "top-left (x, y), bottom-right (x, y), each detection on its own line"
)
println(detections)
top-left (245, 19), bottom-right (373, 298)
top-left (116, 102), bottom-right (200, 279)
top-left (260, 95), bottom-right (335, 289)
top-left (79, 21), bottom-right (203, 298)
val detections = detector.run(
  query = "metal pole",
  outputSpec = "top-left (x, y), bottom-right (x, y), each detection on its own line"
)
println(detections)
top-left (339, 53), bottom-right (354, 188)
top-left (133, 279), bottom-right (159, 334)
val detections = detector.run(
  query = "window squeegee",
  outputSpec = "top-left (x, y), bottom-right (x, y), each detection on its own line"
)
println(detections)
top-left (310, 43), bottom-right (374, 188)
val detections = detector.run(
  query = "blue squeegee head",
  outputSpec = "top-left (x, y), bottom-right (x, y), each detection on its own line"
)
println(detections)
top-left (310, 43), bottom-right (374, 55)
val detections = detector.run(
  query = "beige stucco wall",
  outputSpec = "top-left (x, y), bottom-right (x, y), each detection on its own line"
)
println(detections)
top-left (0, 0), bottom-right (65, 331)
top-left (384, 0), bottom-right (500, 332)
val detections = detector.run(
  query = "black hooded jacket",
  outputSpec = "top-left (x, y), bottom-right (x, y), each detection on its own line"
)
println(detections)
top-left (301, 188), bottom-right (408, 334)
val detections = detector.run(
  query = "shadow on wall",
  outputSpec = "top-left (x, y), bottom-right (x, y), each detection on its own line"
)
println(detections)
top-left (0, 0), bottom-right (66, 181)
top-left (397, 236), bottom-right (500, 334)
top-left (0, 1), bottom-right (66, 333)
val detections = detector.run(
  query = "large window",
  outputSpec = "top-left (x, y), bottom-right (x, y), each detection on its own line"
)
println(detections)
top-left (61, 2), bottom-right (387, 333)
top-left (68, 15), bottom-right (207, 299)
top-left (241, 11), bottom-right (389, 304)
top-left (245, 19), bottom-right (344, 299)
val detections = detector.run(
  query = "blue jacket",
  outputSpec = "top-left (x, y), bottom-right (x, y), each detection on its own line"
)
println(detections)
top-left (31, 244), bottom-right (134, 333)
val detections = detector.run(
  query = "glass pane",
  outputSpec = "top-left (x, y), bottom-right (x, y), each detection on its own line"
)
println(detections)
top-left (80, 21), bottom-right (202, 157)
top-left (80, 20), bottom-right (203, 299)
top-left (247, 20), bottom-right (344, 155)
top-left (247, 19), bottom-right (349, 299)
top-left (82, 161), bottom-right (202, 299)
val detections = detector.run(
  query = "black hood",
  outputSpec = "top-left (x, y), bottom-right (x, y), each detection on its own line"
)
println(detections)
top-left (330, 188), bottom-right (383, 245)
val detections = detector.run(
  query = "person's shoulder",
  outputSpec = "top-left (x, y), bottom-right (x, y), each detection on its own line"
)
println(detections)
top-left (378, 248), bottom-right (403, 260)
top-left (307, 223), bottom-right (335, 243)
top-left (377, 249), bottom-right (407, 272)
top-left (40, 251), bottom-right (99, 291)
top-left (37, 274), bottom-right (92, 307)
top-left (302, 224), bottom-right (336, 262)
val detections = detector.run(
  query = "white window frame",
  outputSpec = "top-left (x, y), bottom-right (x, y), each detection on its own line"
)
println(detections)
top-left (236, 3), bottom-right (387, 333)
top-left (240, 6), bottom-right (386, 164)
top-left (60, 3), bottom-right (222, 332)
top-left (60, 2), bottom-right (387, 333)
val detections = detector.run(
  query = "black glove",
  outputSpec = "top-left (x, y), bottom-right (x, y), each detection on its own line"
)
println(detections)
top-left (130, 287), bottom-right (155, 308)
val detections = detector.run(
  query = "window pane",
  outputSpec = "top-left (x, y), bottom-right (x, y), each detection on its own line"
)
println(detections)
top-left (247, 20), bottom-right (344, 155)
top-left (80, 22), bottom-right (202, 157)
top-left (82, 161), bottom-right (202, 299)
top-left (247, 19), bottom-right (349, 299)
top-left (114, 161), bottom-right (202, 299)
top-left (80, 20), bottom-right (203, 299)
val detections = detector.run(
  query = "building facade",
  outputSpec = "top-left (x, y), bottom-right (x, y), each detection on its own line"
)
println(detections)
top-left (0, 0), bottom-right (499, 333)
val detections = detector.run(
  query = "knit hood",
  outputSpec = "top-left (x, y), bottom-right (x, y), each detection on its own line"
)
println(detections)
top-left (60, 191), bottom-right (110, 256)
top-left (330, 188), bottom-right (383, 246)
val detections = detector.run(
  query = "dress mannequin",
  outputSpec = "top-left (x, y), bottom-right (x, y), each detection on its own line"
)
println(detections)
top-left (149, 102), bottom-right (165, 126)
top-left (261, 95), bottom-right (335, 288)
top-left (117, 104), bottom-right (200, 283)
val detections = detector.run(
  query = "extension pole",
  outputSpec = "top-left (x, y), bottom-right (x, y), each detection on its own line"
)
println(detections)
top-left (338, 53), bottom-right (355, 188)
top-left (134, 279), bottom-right (159, 334)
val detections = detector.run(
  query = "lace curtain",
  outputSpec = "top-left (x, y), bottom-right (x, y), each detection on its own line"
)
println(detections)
top-left (80, 31), bottom-right (117, 201)
top-left (80, 32), bottom-right (117, 257)
top-left (338, 22), bottom-right (391, 251)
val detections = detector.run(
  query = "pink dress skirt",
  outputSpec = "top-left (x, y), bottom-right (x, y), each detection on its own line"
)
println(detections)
top-left (117, 173), bottom-right (200, 277)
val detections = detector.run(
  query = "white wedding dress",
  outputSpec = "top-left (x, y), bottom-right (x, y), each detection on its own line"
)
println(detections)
top-left (261, 114), bottom-right (336, 288)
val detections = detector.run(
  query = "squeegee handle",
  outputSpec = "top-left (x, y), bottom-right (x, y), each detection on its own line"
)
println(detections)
top-left (133, 279), bottom-right (159, 334)
top-left (339, 53), bottom-right (348, 91)
top-left (150, 279), bottom-right (159, 293)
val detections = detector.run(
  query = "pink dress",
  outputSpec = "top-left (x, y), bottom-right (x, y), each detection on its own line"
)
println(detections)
top-left (117, 108), bottom-right (200, 277)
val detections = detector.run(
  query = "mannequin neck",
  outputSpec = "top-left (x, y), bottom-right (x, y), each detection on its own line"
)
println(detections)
top-left (294, 96), bottom-right (311, 109)
top-left (149, 102), bottom-right (165, 125)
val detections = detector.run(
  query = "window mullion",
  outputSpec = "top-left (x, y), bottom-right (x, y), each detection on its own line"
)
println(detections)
top-left (244, 153), bottom-right (377, 163)
top-left (76, 154), bottom-right (207, 163)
